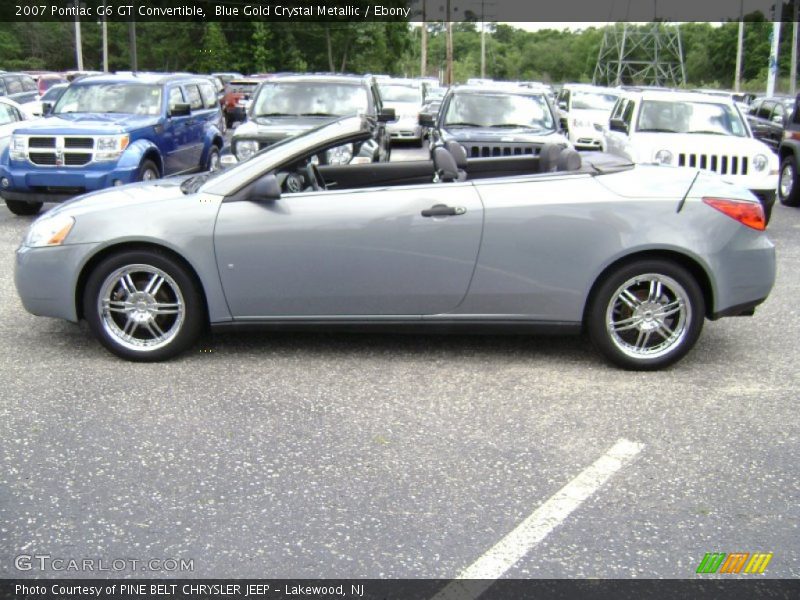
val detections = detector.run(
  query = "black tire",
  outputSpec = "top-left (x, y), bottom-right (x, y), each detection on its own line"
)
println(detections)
top-left (5, 199), bottom-right (43, 216)
top-left (83, 249), bottom-right (205, 362)
top-left (206, 145), bottom-right (221, 172)
top-left (136, 159), bottom-right (160, 182)
top-left (779, 155), bottom-right (800, 207)
top-left (586, 259), bottom-right (705, 370)
top-left (225, 113), bottom-right (233, 129)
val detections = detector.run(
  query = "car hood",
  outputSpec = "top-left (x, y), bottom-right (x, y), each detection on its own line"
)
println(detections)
top-left (46, 176), bottom-right (192, 219)
top-left (13, 113), bottom-right (159, 135)
top-left (239, 115), bottom-right (340, 138)
top-left (442, 127), bottom-right (564, 143)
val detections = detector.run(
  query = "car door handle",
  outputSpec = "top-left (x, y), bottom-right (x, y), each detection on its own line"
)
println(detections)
top-left (421, 204), bottom-right (466, 217)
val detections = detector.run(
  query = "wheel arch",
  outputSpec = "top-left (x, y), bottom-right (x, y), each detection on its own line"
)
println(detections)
top-left (75, 241), bottom-right (209, 323)
top-left (141, 149), bottom-right (163, 177)
top-left (582, 249), bottom-right (714, 326)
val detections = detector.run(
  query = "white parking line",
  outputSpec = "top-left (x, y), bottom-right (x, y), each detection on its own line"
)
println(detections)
top-left (431, 438), bottom-right (644, 600)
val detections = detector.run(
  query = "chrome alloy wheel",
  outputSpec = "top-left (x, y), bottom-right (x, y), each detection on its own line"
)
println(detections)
top-left (98, 264), bottom-right (185, 352)
top-left (605, 273), bottom-right (690, 360)
top-left (780, 162), bottom-right (794, 198)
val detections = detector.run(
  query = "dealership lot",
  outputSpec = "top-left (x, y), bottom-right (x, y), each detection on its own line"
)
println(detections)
top-left (0, 184), bottom-right (798, 579)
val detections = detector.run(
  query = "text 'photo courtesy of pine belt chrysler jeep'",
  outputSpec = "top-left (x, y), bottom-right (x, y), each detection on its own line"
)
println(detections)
top-left (0, 73), bottom-right (225, 216)
top-left (230, 74), bottom-right (394, 164)
top-left (603, 89), bottom-right (779, 222)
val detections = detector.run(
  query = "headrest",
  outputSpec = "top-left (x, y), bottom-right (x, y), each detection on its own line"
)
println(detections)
top-left (433, 146), bottom-right (459, 182)
top-left (445, 141), bottom-right (468, 169)
top-left (538, 143), bottom-right (563, 172)
top-left (557, 148), bottom-right (582, 171)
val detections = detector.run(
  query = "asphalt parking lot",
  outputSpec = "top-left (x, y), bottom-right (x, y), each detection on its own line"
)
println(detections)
top-left (0, 153), bottom-right (798, 581)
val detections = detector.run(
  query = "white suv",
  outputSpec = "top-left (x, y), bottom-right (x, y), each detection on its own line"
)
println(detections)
top-left (556, 84), bottom-right (620, 150)
top-left (603, 89), bottom-right (778, 217)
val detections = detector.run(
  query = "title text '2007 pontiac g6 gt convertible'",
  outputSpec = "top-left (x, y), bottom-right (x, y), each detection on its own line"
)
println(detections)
top-left (15, 116), bottom-right (775, 370)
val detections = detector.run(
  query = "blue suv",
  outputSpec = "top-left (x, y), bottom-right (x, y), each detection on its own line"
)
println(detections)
top-left (0, 73), bottom-right (224, 215)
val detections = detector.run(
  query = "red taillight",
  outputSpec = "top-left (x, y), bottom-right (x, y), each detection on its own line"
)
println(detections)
top-left (702, 197), bottom-right (766, 231)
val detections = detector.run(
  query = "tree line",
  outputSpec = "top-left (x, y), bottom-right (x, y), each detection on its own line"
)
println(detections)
top-left (0, 16), bottom-right (796, 92)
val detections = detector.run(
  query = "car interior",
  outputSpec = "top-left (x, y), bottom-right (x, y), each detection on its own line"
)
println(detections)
top-left (269, 141), bottom-right (601, 195)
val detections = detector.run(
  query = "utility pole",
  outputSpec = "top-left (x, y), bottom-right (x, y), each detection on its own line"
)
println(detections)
top-left (73, 0), bottom-right (83, 70)
top-left (767, 1), bottom-right (781, 96)
top-left (791, 0), bottom-right (799, 96)
top-left (420, 0), bottom-right (427, 78)
top-left (101, 16), bottom-right (108, 72)
top-left (445, 0), bottom-right (453, 86)
top-left (735, 0), bottom-right (744, 91)
top-left (129, 20), bottom-right (138, 71)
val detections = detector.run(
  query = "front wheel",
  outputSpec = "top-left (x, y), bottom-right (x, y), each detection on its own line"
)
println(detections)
top-left (779, 156), bottom-right (800, 207)
top-left (137, 159), bottom-right (160, 182)
top-left (206, 145), bottom-right (221, 172)
top-left (83, 250), bottom-right (205, 361)
top-left (5, 199), bottom-right (43, 216)
top-left (586, 260), bottom-right (705, 370)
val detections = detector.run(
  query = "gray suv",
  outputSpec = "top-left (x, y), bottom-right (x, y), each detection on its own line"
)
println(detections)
top-left (230, 74), bottom-right (394, 164)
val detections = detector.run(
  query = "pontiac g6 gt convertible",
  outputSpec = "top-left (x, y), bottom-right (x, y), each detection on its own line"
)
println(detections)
top-left (15, 116), bottom-right (775, 370)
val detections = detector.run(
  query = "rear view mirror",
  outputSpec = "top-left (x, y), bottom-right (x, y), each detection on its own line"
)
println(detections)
top-left (169, 103), bottom-right (191, 117)
top-left (418, 112), bottom-right (435, 127)
top-left (247, 174), bottom-right (281, 203)
top-left (378, 107), bottom-right (396, 123)
top-left (609, 118), bottom-right (628, 134)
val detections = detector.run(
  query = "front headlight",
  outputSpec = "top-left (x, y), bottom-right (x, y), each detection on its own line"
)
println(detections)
top-left (24, 215), bottom-right (75, 248)
top-left (326, 143), bottom-right (354, 165)
top-left (94, 134), bottom-right (130, 161)
top-left (654, 149), bottom-right (673, 165)
top-left (235, 139), bottom-right (258, 160)
top-left (753, 154), bottom-right (768, 172)
top-left (10, 135), bottom-right (26, 160)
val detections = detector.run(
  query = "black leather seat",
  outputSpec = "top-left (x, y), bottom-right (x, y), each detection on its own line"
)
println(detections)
top-left (444, 141), bottom-right (469, 180)
top-left (432, 146), bottom-right (461, 182)
top-left (557, 148), bottom-right (582, 171)
top-left (538, 143), bottom-right (563, 172)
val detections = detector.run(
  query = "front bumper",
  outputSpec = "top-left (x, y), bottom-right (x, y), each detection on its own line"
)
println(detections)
top-left (15, 242), bottom-right (100, 322)
top-left (569, 128), bottom-right (604, 150)
top-left (0, 162), bottom-right (139, 203)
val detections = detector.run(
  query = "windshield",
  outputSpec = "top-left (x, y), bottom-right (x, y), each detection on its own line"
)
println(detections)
top-left (444, 92), bottom-right (555, 130)
top-left (54, 83), bottom-right (162, 115)
top-left (637, 100), bottom-right (747, 136)
top-left (252, 82), bottom-right (368, 117)
top-left (0, 103), bottom-right (18, 126)
top-left (571, 90), bottom-right (618, 111)
top-left (378, 84), bottom-right (422, 104)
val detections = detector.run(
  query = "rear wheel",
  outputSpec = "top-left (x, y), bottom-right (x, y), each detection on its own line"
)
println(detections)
top-left (5, 199), bottom-right (43, 216)
top-left (779, 156), bottom-right (800, 206)
top-left (586, 259), bottom-right (705, 370)
top-left (83, 250), bottom-right (205, 361)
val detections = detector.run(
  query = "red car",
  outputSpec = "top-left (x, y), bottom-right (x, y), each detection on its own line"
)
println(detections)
top-left (222, 77), bottom-right (267, 128)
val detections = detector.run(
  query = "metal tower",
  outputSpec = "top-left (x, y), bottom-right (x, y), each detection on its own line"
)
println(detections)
top-left (592, 23), bottom-right (686, 87)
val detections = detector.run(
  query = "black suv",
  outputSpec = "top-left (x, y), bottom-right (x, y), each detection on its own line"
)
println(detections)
top-left (420, 84), bottom-right (569, 158)
top-left (747, 96), bottom-right (794, 151)
top-left (0, 72), bottom-right (39, 105)
top-left (230, 74), bottom-right (394, 164)
top-left (778, 94), bottom-right (800, 207)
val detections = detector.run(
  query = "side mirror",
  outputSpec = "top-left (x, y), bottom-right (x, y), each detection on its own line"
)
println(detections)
top-left (418, 112), bottom-right (435, 127)
top-left (609, 117), bottom-right (628, 134)
top-left (247, 173), bottom-right (281, 203)
top-left (378, 107), bottom-right (396, 123)
top-left (773, 114), bottom-right (784, 124)
top-left (220, 154), bottom-right (238, 169)
top-left (41, 102), bottom-right (53, 116)
top-left (557, 100), bottom-right (568, 111)
top-left (169, 103), bottom-right (191, 117)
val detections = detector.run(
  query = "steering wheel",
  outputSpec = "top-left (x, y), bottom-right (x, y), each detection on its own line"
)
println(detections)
top-left (305, 163), bottom-right (326, 191)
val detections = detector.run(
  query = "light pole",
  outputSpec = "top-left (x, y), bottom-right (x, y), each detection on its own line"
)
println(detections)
top-left (73, 0), bottom-right (83, 70)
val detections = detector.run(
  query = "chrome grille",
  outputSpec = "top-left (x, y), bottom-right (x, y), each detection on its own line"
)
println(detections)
top-left (64, 153), bottom-right (92, 166)
top-left (65, 137), bottom-right (94, 149)
top-left (29, 152), bottom-right (57, 165)
top-left (28, 137), bottom-right (56, 148)
top-left (678, 153), bottom-right (749, 176)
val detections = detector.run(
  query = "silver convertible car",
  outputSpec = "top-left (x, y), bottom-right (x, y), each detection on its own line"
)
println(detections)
top-left (15, 116), bottom-right (775, 370)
